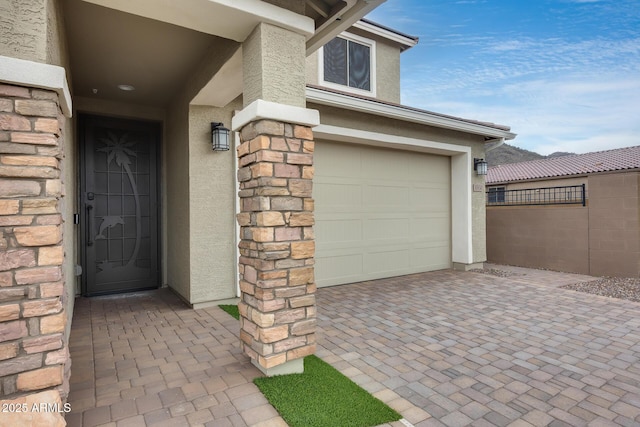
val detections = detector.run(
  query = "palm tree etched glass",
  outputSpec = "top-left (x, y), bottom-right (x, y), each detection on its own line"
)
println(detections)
top-left (94, 131), bottom-right (148, 280)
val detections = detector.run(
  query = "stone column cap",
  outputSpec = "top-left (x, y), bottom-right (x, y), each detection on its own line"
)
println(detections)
top-left (0, 55), bottom-right (72, 117)
top-left (232, 99), bottom-right (320, 131)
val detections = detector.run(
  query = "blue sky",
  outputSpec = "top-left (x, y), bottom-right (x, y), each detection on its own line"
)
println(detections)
top-left (366, 0), bottom-right (640, 155)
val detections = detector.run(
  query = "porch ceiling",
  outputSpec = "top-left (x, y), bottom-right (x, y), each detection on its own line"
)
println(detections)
top-left (62, 0), bottom-right (382, 108)
top-left (63, 0), bottom-right (223, 107)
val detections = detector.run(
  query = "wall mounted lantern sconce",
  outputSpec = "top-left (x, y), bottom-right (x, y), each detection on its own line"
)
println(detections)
top-left (211, 122), bottom-right (230, 151)
top-left (474, 158), bottom-right (488, 176)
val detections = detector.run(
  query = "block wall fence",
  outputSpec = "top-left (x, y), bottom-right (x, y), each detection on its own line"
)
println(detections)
top-left (487, 171), bottom-right (640, 277)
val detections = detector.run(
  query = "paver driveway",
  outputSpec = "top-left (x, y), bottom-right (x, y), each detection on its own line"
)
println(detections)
top-left (317, 267), bottom-right (640, 426)
top-left (66, 266), bottom-right (640, 426)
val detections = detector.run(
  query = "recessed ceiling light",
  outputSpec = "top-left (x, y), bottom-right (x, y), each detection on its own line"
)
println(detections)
top-left (117, 84), bottom-right (135, 91)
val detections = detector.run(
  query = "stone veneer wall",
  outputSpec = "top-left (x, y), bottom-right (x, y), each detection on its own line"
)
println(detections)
top-left (0, 83), bottom-right (68, 399)
top-left (236, 119), bottom-right (316, 372)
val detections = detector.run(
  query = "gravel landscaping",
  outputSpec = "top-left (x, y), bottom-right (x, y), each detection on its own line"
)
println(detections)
top-left (469, 267), bottom-right (525, 278)
top-left (562, 277), bottom-right (640, 303)
top-left (472, 266), bottom-right (640, 304)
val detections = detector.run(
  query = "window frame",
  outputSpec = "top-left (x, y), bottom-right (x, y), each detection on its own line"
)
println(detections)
top-left (487, 186), bottom-right (506, 204)
top-left (318, 32), bottom-right (377, 97)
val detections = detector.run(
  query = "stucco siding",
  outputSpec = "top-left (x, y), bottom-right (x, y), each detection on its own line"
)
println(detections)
top-left (0, 0), bottom-right (47, 62)
top-left (165, 101), bottom-right (191, 301)
top-left (305, 51), bottom-right (320, 87)
top-left (0, 0), bottom-right (67, 64)
top-left (374, 39), bottom-right (401, 103)
top-left (243, 22), bottom-right (306, 108)
top-left (187, 102), bottom-right (240, 304)
top-left (46, 0), bottom-right (67, 66)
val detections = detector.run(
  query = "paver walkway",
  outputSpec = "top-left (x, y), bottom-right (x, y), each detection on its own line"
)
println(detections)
top-left (66, 290), bottom-right (286, 427)
top-left (66, 266), bottom-right (640, 426)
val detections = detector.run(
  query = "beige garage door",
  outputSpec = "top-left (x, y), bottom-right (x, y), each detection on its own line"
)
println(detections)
top-left (314, 141), bottom-right (451, 287)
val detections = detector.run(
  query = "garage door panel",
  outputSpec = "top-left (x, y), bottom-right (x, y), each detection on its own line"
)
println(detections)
top-left (409, 154), bottom-right (450, 182)
top-left (323, 145), bottom-right (363, 177)
top-left (366, 248), bottom-right (411, 274)
top-left (410, 246), bottom-right (450, 269)
top-left (363, 184), bottom-right (409, 208)
top-left (316, 217), bottom-right (362, 243)
top-left (315, 182), bottom-right (361, 208)
top-left (364, 217), bottom-right (409, 240)
top-left (411, 194), bottom-right (448, 210)
top-left (315, 141), bottom-right (451, 287)
top-left (363, 151), bottom-right (409, 181)
top-left (412, 216), bottom-right (450, 239)
top-left (316, 253), bottom-right (364, 283)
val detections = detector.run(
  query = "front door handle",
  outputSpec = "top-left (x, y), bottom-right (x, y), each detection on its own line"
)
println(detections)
top-left (87, 204), bottom-right (94, 247)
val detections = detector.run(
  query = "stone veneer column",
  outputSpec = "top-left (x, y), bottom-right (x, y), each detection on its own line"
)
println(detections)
top-left (236, 118), bottom-right (316, 375)
top-left (0, 83), bottom-right (68, 399)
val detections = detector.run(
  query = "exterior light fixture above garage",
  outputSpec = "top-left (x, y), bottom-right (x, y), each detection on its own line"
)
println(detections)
top-left (474, 158), bottom-right (488, 176)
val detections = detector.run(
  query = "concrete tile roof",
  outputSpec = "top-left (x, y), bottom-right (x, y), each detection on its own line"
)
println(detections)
top-left (487, 145), bottom-right (640, 184)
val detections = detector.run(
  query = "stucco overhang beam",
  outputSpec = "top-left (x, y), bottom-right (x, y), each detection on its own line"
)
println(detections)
top-left (306, 0), bottom-right (334, 18)
top-left (82, 0), bottom-right (315, 42)
top-left (306, 86), bottom-right (517, 140)
top-left (191, 47), bottom-right (243, 107)
top-left (306, 0), bottom-right (386, 54)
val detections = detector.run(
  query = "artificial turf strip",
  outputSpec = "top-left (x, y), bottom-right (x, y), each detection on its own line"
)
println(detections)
top-left (219, 304), bottom-right (239, 320)
top-left (254, 355), bottom-right (402, 427)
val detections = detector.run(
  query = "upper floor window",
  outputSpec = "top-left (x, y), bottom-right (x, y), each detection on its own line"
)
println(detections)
top-left (320, 33), bottom-right (376, 96)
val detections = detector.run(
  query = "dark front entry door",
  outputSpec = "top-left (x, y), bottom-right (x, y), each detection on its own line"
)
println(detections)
top-left (80, 115), bottom-right (160, 296)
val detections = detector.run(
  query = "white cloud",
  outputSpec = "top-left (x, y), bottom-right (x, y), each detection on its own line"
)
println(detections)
top-left (534, 133), bottom-right (639, 155)
top-left (402, 69), bottom-right (640, 155)
top-left (372, 0), bottom-right (640, 155)
top-left (398, 30), bottom-right (640, 154)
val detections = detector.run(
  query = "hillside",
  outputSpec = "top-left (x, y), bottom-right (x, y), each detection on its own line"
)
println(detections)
top-left (486, 143), bottom-right (574, 166)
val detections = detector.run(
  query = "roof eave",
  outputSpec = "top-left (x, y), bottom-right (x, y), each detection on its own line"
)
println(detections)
top-left (353, 19), bottom-right (419, 51)
top-left (306, 86), bottom-right (517, 140)
top-left (487, 166), bottom-right (640, 185)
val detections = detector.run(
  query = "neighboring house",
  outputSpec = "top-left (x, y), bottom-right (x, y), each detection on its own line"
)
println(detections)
top-left (486, 145), bottom-right (640, 278)
top-left (0, 0), bottom-right (515, 406)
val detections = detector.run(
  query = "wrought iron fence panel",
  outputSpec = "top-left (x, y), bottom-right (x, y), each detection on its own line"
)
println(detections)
top-left (487, 184), bottom-right (586, 206)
